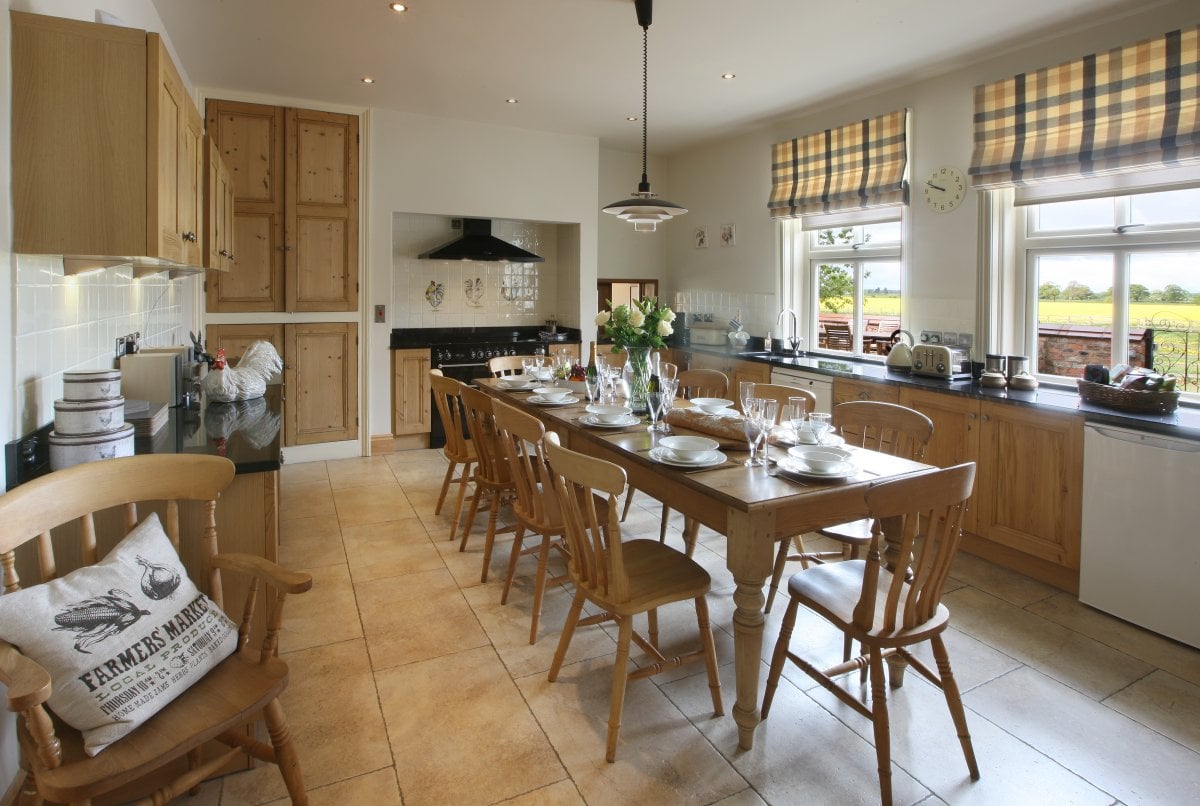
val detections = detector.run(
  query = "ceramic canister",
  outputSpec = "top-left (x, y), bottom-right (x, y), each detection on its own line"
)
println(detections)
top-left (48, 423), bottom-right (135, 471)
top-left (53, 397), bottom-right (125, 435)
top-left (62, 369), bottom-right (122, 401)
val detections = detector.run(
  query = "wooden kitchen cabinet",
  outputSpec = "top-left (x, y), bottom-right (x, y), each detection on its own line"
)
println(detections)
top-left (833, 377), bottom-right (899, 405)
top-left (899, 387), bottom-right (1084, 590)
top-left (206, 323), bottom-right (358, 448)
top-left (285, 323), bottom-right (359, 446)
top-left (205, 99), bottom-right (359, 313)
top-left (12, 13), bottom-right (205, 268)
top-left (205, 138), bottom-right (236, 272)
top-left (392, 349), bottom-right (432, 436)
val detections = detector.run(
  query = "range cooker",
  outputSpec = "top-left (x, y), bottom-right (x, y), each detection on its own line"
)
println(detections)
top-left (390, 326), bottom-right (581, 448)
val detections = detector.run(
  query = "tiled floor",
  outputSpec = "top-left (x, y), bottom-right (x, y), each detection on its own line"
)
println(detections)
top-left (200, 452), bottom-right (1200, 805)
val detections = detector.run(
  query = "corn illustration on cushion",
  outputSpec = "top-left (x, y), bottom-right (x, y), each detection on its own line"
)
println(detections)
top-left (0, 513), bottom-right (237, 755)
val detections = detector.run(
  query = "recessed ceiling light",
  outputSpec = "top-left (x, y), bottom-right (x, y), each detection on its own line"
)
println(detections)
top-left (627, 116), bottom-right (638, 122)
top-left (388, 3), bottom-right (408, 12)
top-left (721, 73), bottom-right (736, 80)
top-left (505, 97), bottom-right (519, 104)
top-left (361, 76), bottom-right (375, 84)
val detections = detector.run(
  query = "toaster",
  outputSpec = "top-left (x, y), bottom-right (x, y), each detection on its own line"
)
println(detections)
top-left (911, 344), bottom-right (972, 379)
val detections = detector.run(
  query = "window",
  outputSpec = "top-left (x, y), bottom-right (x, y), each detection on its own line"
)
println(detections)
top-left (1017, 188), bottom-right (1200, 393)
top-left (794, 219), bottom-right (904, 357)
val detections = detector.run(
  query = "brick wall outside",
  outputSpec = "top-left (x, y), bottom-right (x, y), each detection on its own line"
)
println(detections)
top-left (1037, 325), bottom-right (1151, 377)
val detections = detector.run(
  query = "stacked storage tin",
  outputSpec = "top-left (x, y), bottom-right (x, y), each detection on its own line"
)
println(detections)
top-left (49, 370), bottom-right (135, 470)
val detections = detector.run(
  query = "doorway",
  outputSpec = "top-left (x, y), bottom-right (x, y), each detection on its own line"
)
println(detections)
top-left (596, 279), bottom-right (659, 343)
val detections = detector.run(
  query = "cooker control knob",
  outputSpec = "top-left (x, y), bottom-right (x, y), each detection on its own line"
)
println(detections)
top-left (913, 358), bottom-right (923, 370)
top-left (508, 347), bottom-right (516, 356)
top-left (936, 361), bottom-right (946, 374)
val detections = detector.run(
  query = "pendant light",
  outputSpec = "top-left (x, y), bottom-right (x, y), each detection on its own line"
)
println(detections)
top-left (602, 0), bottom-right (686, 232)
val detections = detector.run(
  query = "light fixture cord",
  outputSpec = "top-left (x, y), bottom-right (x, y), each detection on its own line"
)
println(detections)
top-left (641, 24), bottom-right (648, 185)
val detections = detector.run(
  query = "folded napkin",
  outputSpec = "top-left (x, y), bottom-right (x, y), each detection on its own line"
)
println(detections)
top-left (664, 406), bottom-right (746, 442)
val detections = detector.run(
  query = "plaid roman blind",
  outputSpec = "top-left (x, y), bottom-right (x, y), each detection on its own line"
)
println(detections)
top-left (768, 109), bottom-right (909, 219)
top-left (970, 26), bottom-right (1200, 187)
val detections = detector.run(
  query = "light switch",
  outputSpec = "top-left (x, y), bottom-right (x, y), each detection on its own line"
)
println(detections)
top-left (374, 304), bottom-right (386, 324)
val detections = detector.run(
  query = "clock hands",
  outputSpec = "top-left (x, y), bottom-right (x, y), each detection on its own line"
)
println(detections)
top-left (926, 180), bottom-right (946, 192)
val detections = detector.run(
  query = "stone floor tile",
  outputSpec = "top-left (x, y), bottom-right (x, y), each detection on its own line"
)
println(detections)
top-left (943, 587), bottom-right (1153, 700)
top-left (357, 566), bottom-right (489, 670)
top-left (277, 562), bottom-right (362, 654)
top-left (279, 479), bottom-right (335, 520)
top-left (1103, 669), bottom-right (1200, 753)
top-left (342, 518), bottom-right (444, 583)
top-left (496, 779), bottom-right (586, 805)
top-left (325, 455), bottom-right (403, 490)
top-left (277, 514), bottom-right (345, 570)
top-left (948, 551), bottom-right (1059, 607)
top-left (281, 461), bottom-right (329, 485)
top-left (263, 768), bottom-right (400, 806)
top-left (376, 646), bottom-right (566, 806)
top-left (967, 666), bottom-right (1200, 804)
top-left (333, 483), bottom-right (416, 527)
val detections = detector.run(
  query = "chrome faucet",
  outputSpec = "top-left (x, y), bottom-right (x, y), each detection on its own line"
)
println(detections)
top-left (776, 308), bottom-right (802, 356)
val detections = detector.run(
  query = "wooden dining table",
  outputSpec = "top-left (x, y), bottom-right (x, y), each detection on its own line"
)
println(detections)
top-left (476, 378), bottom-right (930, 750)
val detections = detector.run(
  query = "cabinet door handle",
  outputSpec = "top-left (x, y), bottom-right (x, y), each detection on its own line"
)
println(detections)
top-left (981, 414), bottom-right (990, 422)
top-left (218, 249), bottom-right (231, 258)
top-left (857, 391), bottom-right (869, 400)
top-left (182, 231), bottom-right (197, 242)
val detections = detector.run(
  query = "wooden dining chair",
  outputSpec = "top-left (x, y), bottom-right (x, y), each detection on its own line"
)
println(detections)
top-left (766, 401), bottom-right (934, 613)
top-left (824, 321), bottom-right (853, 351)
top-left (621, 367), bottom-right (729, 526)
top-left (745, 383), bottom-right (816, 422)
top-left (430, 372), bottom-right (477, 541)
top-left (488, 355), bottom-right (526, 377)
top-left (457, 386), bottom-right (517, 583)
top-left (491, 400), bottom-right (572, 644)
top-left (761, 463), bottom-right (980, 806)
top-left (543, 435), bottom-right (723, 762)
top-left (0, 454), bottom-right (312, 806)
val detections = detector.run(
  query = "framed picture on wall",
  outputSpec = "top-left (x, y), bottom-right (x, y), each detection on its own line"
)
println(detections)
top-left (694, 226), bottom-right (709, 248)
top-left (720, 223), bottom-right (736, 247)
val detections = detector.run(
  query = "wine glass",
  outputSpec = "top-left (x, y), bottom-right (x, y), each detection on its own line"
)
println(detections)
top-left (521, 356), bottom-right (536, 377)
top-left (660, 361), bottom-right (678, 382)
top-left (584, 370), bottom-right (599, 404)
top-left (785, 396), bottom-right (809, 443)
top-left (655, 377), bottom-right (678, 433)
top-left (533, 347), bottom-right (546, 374)
top-left (808, 412), bottom-right (833, 445)
top-left (739, 381), bottom-right (756, 415)
top-left (646, 384), bottom-right (663, 432)
top-left (742, 398), bottom-right (775, 466)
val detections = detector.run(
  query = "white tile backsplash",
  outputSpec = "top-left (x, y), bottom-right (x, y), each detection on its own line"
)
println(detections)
top-left (671, 288), bottom-right (779, 339)
top-left (391, 213), bottom-right (560, 328)
top-left (11, 256), bottom-right (193, 435)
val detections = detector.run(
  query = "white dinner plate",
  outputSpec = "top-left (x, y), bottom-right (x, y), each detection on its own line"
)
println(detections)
top-left (528, 394), bottom-right (579, 406)
top-left (580, 414), bottom-right (641, 428)
top-left (648, 447), bottom-right (727, 468)
top-left (499, 378), bottom-right (539, 390)
top-left (786, 431), bottom-right (846, 448)
top-left (776, 455), bottom-right (860, 480)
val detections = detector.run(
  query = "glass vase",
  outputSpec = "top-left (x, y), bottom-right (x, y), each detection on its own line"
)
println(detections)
top-left (623, 345), bottom-right (651, 414)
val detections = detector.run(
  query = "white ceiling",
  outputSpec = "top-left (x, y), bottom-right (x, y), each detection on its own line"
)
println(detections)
top-left (152, 0), bottom-right (1152, 156)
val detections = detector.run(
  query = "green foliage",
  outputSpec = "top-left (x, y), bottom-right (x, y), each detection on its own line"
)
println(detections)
top-left (594, 296), bottom-right (674, 351)
top-left (1129, 283), bottom-right (1151, 302)
top-left (1038, 282), bottom-right (1062, 300)
top-left (1160, 284), bottom-right (1190, 303)
top-left (818, 264), bottom-right (854, 313)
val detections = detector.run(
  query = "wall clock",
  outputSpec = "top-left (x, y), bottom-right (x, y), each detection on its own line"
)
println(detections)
top-left (922, 165), bottom-right (966, 213)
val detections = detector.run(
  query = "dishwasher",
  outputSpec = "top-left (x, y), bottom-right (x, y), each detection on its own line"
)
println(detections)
top-left (769, 367), bottom-right (832, 412)
top-left (1079, 423), bottom-right (1200, 648)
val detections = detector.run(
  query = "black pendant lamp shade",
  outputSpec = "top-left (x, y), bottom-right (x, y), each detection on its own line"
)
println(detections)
top-left (602, 0), bottom-right (686, 232)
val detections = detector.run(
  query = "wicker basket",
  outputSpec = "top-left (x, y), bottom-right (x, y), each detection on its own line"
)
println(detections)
top-left (1076, 379), bottom-right (1180, 414)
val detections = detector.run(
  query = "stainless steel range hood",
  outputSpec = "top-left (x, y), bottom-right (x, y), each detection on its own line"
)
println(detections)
top-left (419, 218), bottom-right (544, 263)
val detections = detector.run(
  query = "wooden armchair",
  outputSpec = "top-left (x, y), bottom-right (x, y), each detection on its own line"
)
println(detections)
top-left (0, 454), bottom-right (312, 805)
top-left (488, 355), bottom-right (526, 377)
top-left (824, 321), bottom-right (853, 351)
top-left (762, 463), bottom-right (979, 806)
top-left (457, 385), bottom-right (516, 583)
top-left (543, 435), bottom-right (722, 762)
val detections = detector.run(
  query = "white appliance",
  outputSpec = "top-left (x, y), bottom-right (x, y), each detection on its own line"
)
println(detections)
top-left (1080, 424), bottom-right (1200, 648)
top-left (769, 367), bottom-right (832, 412)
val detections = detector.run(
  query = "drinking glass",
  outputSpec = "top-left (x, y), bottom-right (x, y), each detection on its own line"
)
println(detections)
top-left (739, 381), bottom-right (756, 414)
top-left (584, 373), bottom-right (599, 404)
top-left (808, 412), bottom-right (833, 445)
top-left (533, 347), bottom-right (546, 371)
top-left (521, 356), bottom-right (536, 377)
top-left (655, 377), bottom-right (678, 433)
top-left (785, 396), bottom-right (809, 442)
top-left (743, 398), bottom-right (776, 466)
top-left (660, 361), bottom-right (678, 382)
top-left (646, 386), bottom-right (662, 432)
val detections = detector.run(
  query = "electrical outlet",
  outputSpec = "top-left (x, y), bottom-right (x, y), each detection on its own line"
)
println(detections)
top-left (959, 333), bottom-right (974, 350)
top-left (374, 304), bottom-right (386, 324)
top-left (943, 331), bottom-right (959, 346)
top-left (920, 330), bottom-right (941, 344)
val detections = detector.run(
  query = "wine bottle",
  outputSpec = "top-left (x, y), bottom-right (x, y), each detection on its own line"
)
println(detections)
top-left (586, 343), bottom-right (599, 386)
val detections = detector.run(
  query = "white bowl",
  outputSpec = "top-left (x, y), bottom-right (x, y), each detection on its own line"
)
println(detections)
top-left (500, 376), bottom-right (530, 389)
top-left (790, 449), bottom-right (846, 473)
top-left (691, 397), bottom-right (734, 414)
top-left (659, 435), bottom-right (720, 462)
top-left (532, 386), bottom-right (570, 401)
top-left (788, 445), bottom-right (851, 463)
top-left (586, 404), bottom-right (632, 423)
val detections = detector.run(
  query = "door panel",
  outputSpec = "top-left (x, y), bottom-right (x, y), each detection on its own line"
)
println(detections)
top-left (203, 324), bottom-right (284, 368)
top-left (285, 323), bottom-right (358, 446)
top-left (293, 215), bottom-right (350, 306)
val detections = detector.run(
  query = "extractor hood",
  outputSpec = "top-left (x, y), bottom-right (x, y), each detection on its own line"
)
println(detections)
top-left (419, 219), bottom-right (544, 263)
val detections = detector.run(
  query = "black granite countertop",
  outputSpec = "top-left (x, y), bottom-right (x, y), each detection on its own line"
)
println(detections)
top-left (391, 325), bottom-right (582, 349)
top-left (682, 343), bottom-right (1200, 441)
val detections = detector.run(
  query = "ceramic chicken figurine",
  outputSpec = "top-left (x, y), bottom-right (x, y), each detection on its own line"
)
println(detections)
top-left (200, 341), bottom-right (283, 403)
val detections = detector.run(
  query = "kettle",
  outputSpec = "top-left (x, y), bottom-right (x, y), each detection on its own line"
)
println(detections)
top-left (885, 329), bottom-right (914, 372)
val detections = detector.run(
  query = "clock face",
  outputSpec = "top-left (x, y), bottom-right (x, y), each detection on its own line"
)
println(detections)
top-left (922, 166), bottom-right (966, 213)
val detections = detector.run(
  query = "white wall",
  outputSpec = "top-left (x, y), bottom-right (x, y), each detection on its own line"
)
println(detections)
top-left (597, 147), bottom-right (669, 281)
top-left (366, 109), bottom-right (599, 439)
top-left (663, 0), bottom-right (1200, 353)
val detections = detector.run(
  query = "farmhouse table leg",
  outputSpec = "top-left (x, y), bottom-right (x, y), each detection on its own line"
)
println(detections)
top-left (725, 508), bottom-right (776, 751)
